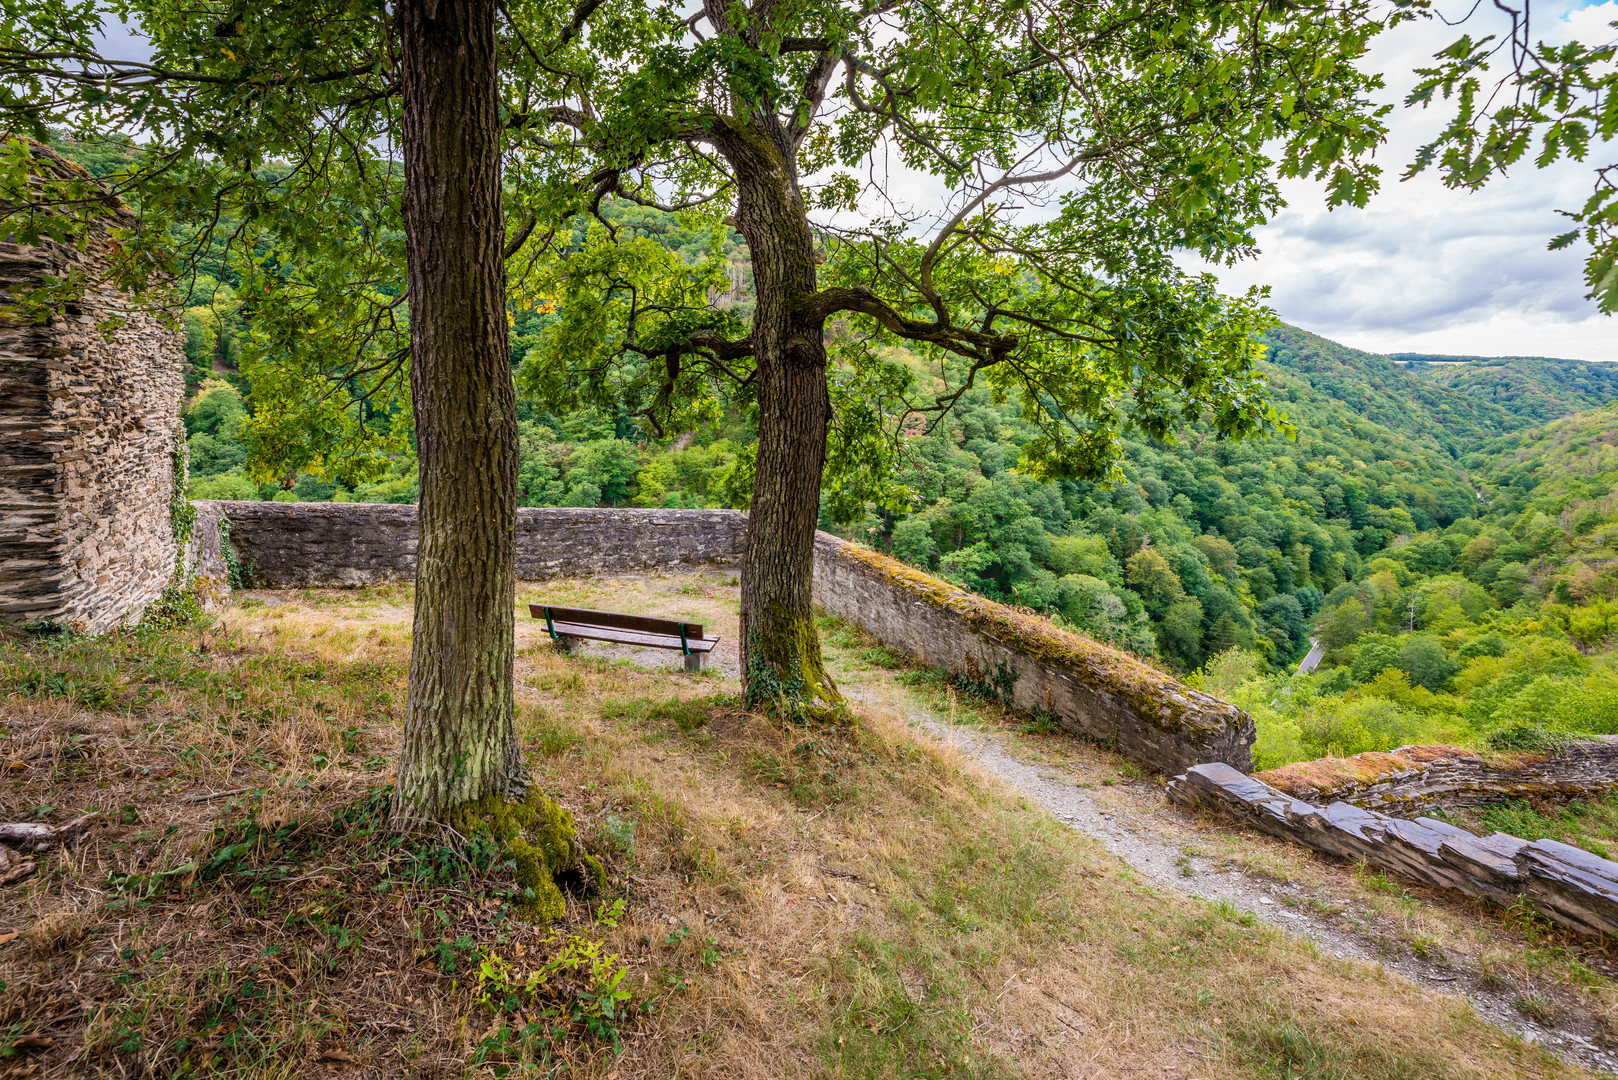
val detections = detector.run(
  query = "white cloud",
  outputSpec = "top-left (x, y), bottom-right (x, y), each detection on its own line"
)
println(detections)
top-left (1202, 1), bottom-right (1618, 360)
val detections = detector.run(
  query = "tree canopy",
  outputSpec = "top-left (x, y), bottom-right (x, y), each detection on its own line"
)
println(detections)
top-left (510, 0), bottom-right (1395, 506)
top-left (0, 0), bottom-right (1399, 506)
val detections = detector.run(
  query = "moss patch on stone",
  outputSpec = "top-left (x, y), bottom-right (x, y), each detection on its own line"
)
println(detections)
top-left (1258, 746), bottom-right (1469, 798)
top-left (1256, 743), bottom-right (1574, 804)
top-left (448, 789), bottom-right (578, 921)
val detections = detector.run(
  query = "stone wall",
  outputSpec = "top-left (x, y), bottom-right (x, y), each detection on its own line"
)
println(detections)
top-left (190, 502), bottom-right (1253, 774)
top-left (810, 534), bottom-right (1254, 775)
top-left (0, 142), bottom-right (184, 632)
top-left (183, 500), bottom-right (234, 612)
top-left (1254, 740), bottom-right (1618, 813)
top-left (197, 502), bottom-right (748, 587)
top-left (1168, 763), bottom-right (1618, 938)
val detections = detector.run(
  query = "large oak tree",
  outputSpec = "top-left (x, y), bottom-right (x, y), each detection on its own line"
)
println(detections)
top-left (506, 0), bottom-right (1392, 707)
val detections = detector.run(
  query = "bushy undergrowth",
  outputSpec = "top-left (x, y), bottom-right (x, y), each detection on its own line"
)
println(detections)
top-left (1193, 634), bottom-right (1618, 769)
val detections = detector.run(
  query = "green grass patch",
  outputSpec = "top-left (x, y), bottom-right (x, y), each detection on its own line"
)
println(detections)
top-left (1474, 796), bottom-right (1618, 860)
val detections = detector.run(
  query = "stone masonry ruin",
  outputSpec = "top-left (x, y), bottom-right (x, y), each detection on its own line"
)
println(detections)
top-left (1256, 740), bottom-right (1618, 813)
top-left (0, 141), bottom-right (185, 632)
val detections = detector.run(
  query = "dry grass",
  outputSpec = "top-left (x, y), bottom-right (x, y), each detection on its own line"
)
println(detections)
top-left (0, 574), bottom-right (1596, 1078)
top-left (815, 609), bottom-right (1618, 1055)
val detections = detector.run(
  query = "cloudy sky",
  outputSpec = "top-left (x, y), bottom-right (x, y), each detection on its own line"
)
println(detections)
top-left (1202, 1), bottom-right (1618, 362)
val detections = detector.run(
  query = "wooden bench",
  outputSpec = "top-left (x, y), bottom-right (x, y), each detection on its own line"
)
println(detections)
top-left (529, 604), bottom-right (720, 671)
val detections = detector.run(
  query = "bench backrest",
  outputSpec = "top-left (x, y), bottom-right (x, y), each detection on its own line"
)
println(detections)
top-left (530, 604), bottom-right (704, 640)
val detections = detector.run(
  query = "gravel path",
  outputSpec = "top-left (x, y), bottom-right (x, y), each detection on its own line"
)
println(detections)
top-left (907, 709), bottom-right (1618, 1075)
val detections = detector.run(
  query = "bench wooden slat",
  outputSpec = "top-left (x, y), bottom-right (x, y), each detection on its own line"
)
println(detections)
top-left (530, 604), bottom-right (703, 640)
top-left (546, 620), bottom-right (719, 652)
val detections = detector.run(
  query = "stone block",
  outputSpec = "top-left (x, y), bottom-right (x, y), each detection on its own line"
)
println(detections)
top-left (1520, 840), bottom-right (1618, 938)
top-left (1170, 766), bottom-right (1618, 937)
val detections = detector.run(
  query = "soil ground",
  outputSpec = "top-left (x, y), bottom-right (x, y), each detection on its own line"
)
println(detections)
top-left (1, 571), bottom-right (1613, 1078)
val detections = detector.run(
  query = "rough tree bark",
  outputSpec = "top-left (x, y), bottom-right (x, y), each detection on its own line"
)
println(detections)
top-left (393, 0), bottom-right (527, 820)
top-left (716, 116), bottom-right (840, 708)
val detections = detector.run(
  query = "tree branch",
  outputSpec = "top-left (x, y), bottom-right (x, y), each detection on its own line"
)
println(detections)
top-left (804, 285), bottom-right (1018, 366)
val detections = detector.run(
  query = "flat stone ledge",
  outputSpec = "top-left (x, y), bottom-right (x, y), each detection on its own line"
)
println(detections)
top-left (1169, 762), bottom-right (1618, 939)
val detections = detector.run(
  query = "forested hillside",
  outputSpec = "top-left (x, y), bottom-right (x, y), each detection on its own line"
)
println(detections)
top-left (827, 344), bottom-right (1483, 671)
top-left (1401, 355), bottom-right (1618, 427)
top-left (1261, 326), bottom-right (1519, 451)
top-left (1214, 400), bottom-right (1618, 769)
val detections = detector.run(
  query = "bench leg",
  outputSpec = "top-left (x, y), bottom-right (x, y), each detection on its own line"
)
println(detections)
top-left (684, 650), bottom-right (704, 672)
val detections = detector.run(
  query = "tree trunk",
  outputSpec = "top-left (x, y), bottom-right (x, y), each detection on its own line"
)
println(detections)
top-left (392, 0), bottom-right (526, 821)
top-left (726, 119), bottom-right (840, 710)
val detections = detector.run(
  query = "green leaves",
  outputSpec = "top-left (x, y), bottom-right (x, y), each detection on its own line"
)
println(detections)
top-left (514, 213), bottom-right (743, 441)
top-left (502, 0), bottom-right (1392, 515)
top-left (0, 0), bottom-right (413, 482)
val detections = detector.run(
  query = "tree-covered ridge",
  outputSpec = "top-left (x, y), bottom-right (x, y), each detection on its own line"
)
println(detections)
top-left (1259, 325), bottom-right (1518, 451)
top-left (1402, 356), bottom-right (1618, 428)
top-left (837, 337), bottom-right (1486, 671)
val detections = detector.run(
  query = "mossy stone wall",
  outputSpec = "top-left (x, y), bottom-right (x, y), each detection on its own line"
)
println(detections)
top-left (1255, 739), bottom-right (1618, 813)
top-left (810, 533), bottom-right (1254, 775)
top-left (194, 503), bottom-right (1254, 776)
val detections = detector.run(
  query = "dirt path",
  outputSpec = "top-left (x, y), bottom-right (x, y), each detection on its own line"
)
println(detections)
top-left (898, 704), bottom-right (1618, 1074)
